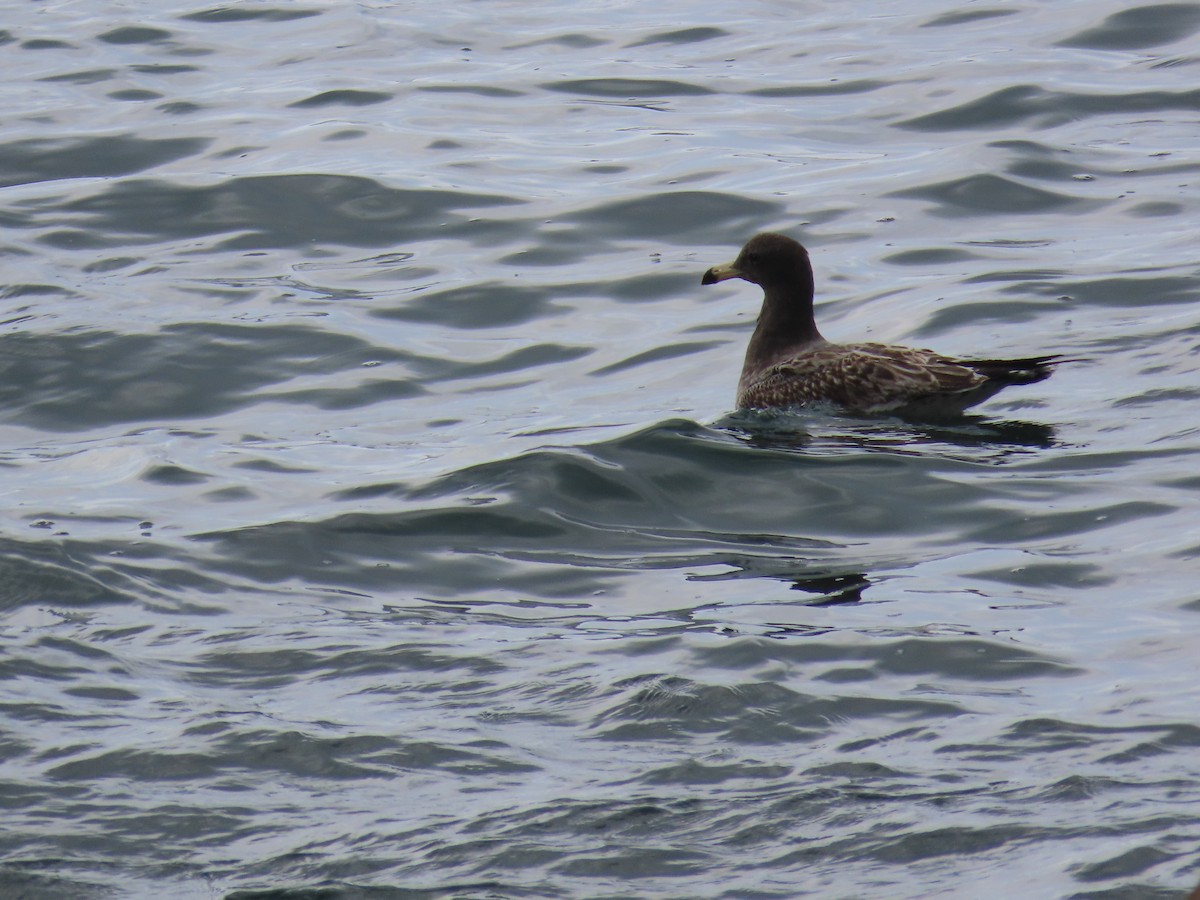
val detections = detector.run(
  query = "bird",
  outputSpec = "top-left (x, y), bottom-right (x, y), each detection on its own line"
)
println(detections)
top-left (701, 232), bottom-right (1067, 416)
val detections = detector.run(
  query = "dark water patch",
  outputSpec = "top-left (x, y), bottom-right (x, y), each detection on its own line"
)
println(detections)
top-left (541, 78), bottom-right (715, 98)
top-left (38, 68), bottom-right (118, 85)
top-left (226, 883), bottom-right (530, 899)
top-left (38, 228), bottom-right (120, 250)
top-left (554, 846), bottom-right (710, 878)
top-left (0, 282), bottom-right (78, 300)
top-left (81, 255), bottom-right (143, 273)
top-left (190, 642), bottom-right (508, 685)
top-left (693, 634), bottom-right (1077, 681)
top-left (969, 560), bottom-right (1113, 590)
top-left (898, 85), bottom-right (1048, 130)
top-left (271, 376), bottom-right (428, 411)
top-left (195, 512), bottom-right (622, 600)
top-left (804, 761), bottom-right (906, 780)
top-left (1149, 53), bottom-right (1200, 69)
top-left (962, 267), bottom-right (1065, 284)
top-left (0, 871), bottom-right (114, 900)
top-left (595, 677), bottom-right (841, 742)
top-left (20, 39), bottom-right (74, 50)
top-left (225, 730), bottom-right (539, 779)
top-left (1021, 274), bottom-right (1199, 308)
top-left (193, 418), bottom-right (1073, 600)
top-left (418, 84), bottom-right (525, 98)
top-left (887, 174), bottom-right (1099, 216)
top-left (131, 64), bottom-right (200, 76)
top-left (1074, 845), bottom-right (1176, 881)
top-left (0, 536), bottom-right (182, 610)
top-left (1057, 3), bottom-right (1200, 50)
top-left (589, 341), bottom-right (722, 377)
top-left (896, 84), bottom-right (1200, 131)
top-left (43, 176), bottom-right (522, 250)
top-left (288, 90), bottom-right (393, 108)
top-left (582, 164), bottom-right (628, 176)
top-left (0, 135), bottom-right (209, 189)
top-left (946, 718), bottom-right (1200, 763)
top-left (0, 323), bottom-right (415, 431)
top-left (1070, 883), bottom-right (1184, 898)
top-left (373, 281), bottom-right (565, 330)
top-left (42, 732), bottom-right (440, 782)
top-left (643, 759), bottom-right (792, 786)
top-left (468, 797), bottom-right (715, 845)
top-left (746, 79), bottom-right (889, 98)
top-left (374, 270), bottom-right (697, 330)
top-left (566, 191), bottom-right (781, 241)
top-left (875, 638), bottom-right (1080, 680)
top-left (0, 540), bottom-right (141, 609)
top-left (881, 248), bottom-right (980, 266)
top-left (970, 501), bottom-right (1175, 543)
top-left (158, 100), bottom-right (203, 115)
top-left (1127, 201), bottom-right (1184, 217)
top-left (607, 271), bottom-right (697, 303)
top-left (626, 27), bottom-right (729, 48)
top-left (508, 33), bottom-right (608, 50)
top-left (142, 464), bottom-right (211, 486)
top-left (916, 297), bottom-right (1067, 334)
top-left (455, 794), bottom-right (824, 887)
top-left (498, 245), bottom-right (590, 266)
top-left (63, 686), bottom-right (137, 710)
top-left (332, 481), bottom-right (410, 502)
top-left (96, 27), bottom-right (173, 45)
top-left (180, 7), bottom-right (323, 23)
top-left (922, 9), bottom-right (1017, 27)
top-left (17, 535), bottom-right (244, 611)
top-left (423, 344), bottom-right (592, 383)
top-left (1035, 775), bottom-right (1127, 803)
top-left (211, 144), bottom-right (267, 161)
top-left (1005, 156), bottom-right (1107, 184)
top-left (865, 824), bottom-right (1032, 863)
top-left (109, 89), bottom-right (163, 102)
top-left (1115, 387), bottom-right (1200, 408)
top-left (410, 419), bottom-right (987, 540)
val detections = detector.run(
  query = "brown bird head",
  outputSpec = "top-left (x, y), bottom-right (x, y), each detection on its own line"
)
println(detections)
top-left (701, 232), bottom-right (812, 290)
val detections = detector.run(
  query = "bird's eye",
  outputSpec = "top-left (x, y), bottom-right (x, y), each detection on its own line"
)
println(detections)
top-left (744, 251), bottom-right (759, 265)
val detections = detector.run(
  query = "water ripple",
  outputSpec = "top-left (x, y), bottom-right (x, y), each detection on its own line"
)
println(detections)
top-left (4, 1), bottom-right (1200, 897)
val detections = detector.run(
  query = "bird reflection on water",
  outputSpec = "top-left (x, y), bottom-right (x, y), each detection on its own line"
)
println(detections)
top-left (697, 407), bottom-right (1063, 604)
top-left (714, 407), bottom-right (1059, 456)
top-left (689, 563), bottom-right (871, 606)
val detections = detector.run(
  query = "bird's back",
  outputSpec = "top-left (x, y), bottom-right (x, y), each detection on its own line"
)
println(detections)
top-left (738, 342), bottom-right (1061, 415)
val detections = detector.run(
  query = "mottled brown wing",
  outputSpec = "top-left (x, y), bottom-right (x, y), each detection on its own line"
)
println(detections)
top-left (743, 343), bottom-right (985, 411)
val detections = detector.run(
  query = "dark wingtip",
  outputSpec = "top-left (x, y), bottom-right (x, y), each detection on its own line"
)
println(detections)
top-left (966, 354), bottom-right (1084, 385)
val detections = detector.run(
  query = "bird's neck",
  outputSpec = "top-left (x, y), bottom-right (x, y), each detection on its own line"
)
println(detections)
top-left (742, 281), bottom-right (824, 379)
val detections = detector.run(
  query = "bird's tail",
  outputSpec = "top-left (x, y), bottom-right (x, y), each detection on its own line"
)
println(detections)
top-left (963, 354), bottom-right (1078, 385)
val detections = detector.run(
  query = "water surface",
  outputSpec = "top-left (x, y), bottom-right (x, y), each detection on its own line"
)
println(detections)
top-left (2, 1), bottom-right (1200, 897)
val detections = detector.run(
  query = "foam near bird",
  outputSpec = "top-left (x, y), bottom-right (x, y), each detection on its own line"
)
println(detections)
top-left (703, 233), bottom-right (1066, 416)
